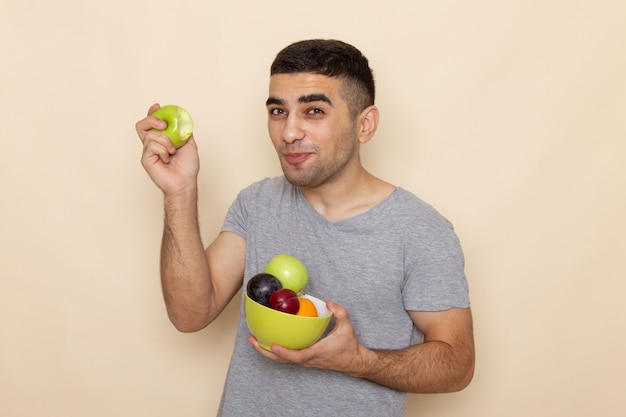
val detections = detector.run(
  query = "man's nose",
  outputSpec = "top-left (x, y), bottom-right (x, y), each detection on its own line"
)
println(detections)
top-left (282, 114), bottom-right (305, 144)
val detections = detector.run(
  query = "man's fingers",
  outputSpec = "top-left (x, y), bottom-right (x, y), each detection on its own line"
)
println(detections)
top-left (135, 104), bottom-right (167, 141)
top-left (136, 117), bottom-right (167, 140)
top-left (147, 103), bottom-right (160, 116)
top-left (247, 336), bottom-right (291, 363)
top-left (327, 301), bottom-right (348, 321)
top-left (142, 138), bottom-right (173, 165)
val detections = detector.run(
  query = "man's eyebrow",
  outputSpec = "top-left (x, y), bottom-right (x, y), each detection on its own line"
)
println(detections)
top-left (266, 97), bottom-right (284, 106)
top-left (265, 94), bottom-right (334, 107)
top-left (299, 93), bottom-right (333, 106)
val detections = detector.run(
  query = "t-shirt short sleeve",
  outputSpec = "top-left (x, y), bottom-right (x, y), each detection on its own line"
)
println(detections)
top-left (402, 223), bottom-right (470, 311)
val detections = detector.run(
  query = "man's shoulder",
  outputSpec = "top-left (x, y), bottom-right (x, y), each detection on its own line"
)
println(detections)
top-left (385, 187), bottom-right (454, 230)
top-left (386, 187), bottom-right (442, 216)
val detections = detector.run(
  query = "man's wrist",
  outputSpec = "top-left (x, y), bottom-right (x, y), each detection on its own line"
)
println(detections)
top-left (163, 183), bottom-right (198, 207)
top-left (345, 345), bottom-right (379, 379)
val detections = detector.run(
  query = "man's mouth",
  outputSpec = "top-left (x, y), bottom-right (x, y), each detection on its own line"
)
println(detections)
top-left (283, 152), bottom-right (312, 165)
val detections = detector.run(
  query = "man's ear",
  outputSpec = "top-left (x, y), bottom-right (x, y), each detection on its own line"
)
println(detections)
top-left (357, 105), bottom-right (380, 144)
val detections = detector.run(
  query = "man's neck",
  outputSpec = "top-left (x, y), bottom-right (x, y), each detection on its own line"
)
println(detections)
top-left (300, 169), bottom-right (395, 222)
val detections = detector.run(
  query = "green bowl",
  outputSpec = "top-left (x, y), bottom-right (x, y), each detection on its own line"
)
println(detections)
top-left (244, 293), bottom-right (333, 351)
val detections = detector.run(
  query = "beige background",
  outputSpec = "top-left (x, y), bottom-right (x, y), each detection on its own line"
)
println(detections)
top-left (1, 0), bottom-right (625, 416)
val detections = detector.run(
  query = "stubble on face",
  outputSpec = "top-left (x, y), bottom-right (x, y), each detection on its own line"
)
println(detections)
top-left (280, 121), bottom-right (358, 188)
top-left (268, 74), bottom-right (362, 189)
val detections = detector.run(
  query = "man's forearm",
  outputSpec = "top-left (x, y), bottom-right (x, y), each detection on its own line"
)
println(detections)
top-left (349, 340), bottom-right (474, 393)
top-left (160, 187), bottom-right (212, 332)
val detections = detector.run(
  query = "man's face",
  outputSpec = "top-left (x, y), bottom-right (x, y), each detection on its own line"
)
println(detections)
top-left (266, 73), bottom-right (360, 188)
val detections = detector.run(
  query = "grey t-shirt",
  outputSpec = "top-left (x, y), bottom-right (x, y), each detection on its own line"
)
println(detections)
top-left (217, 176), bottom-right (469, 417)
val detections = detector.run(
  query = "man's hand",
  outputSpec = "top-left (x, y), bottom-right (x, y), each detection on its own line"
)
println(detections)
top-left (135, 103), bottom-right (200, 195)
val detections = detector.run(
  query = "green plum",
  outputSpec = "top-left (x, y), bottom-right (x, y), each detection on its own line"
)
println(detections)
top-left (264, 254), bottom-right (309, 294)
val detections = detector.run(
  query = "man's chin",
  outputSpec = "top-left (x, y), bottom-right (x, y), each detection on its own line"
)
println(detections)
top-left (283, 171), bottom-right (319, 188)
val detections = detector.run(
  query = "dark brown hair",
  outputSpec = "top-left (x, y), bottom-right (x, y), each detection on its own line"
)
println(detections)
top-left (270, 39), bottom-right (375, 116)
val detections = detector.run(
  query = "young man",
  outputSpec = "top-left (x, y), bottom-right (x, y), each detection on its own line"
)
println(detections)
top-left (136, 39), bottom-right (474, 416)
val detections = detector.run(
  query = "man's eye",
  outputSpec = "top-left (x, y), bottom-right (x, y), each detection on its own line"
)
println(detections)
top-left (269, 108), bottom-right (285, 115)
top-left (307, 108), bottom-right (324, 115)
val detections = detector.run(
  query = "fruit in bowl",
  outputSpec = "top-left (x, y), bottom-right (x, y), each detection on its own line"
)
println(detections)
top-left (244, 254), bottom-right (332, 350)
top-left (264, 254), bottom-right (308, 294)
top-left (247, 273), bottom-right (282, 306)
top-left (244, 293), bottom-right (332, 351)
top-left (268, 288), bottom-right (300, 314)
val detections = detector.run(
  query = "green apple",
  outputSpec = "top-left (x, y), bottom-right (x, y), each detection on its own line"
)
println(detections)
top-left (264, 254), bottom-right (309, 294)
top-left (151, 104), bottom-right (193, 148)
